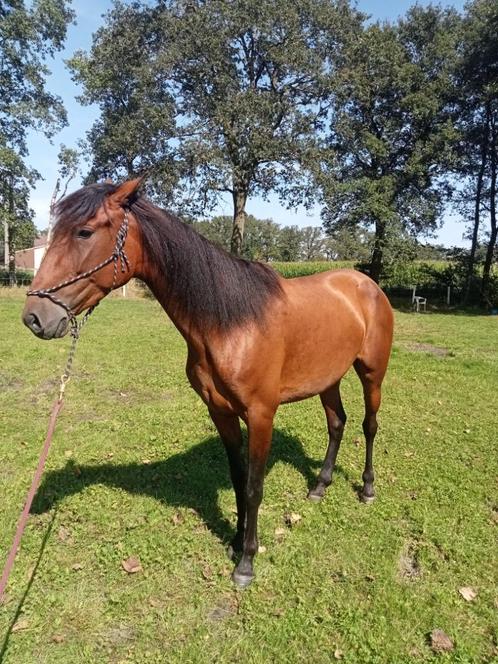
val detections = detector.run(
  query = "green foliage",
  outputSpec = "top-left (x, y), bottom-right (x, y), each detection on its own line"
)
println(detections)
top-left (451, 0), bottom-right (498, 303)
top-left (0, 0), bottom-right (73, 149)
top-left (1, 292), bottom-right (497, 662)
top-left (319, 6), bottom-right (461, 279)
top-left (323, 226), bottom-right (373, 261)
top-left (0, 0), bottom-right (73, 267)
top-left (193, 215), bottom-right (328, 261)
top-left (68, 2), bottom-right (178, 200)
top-left (272, 261), bottom-right (354, 278)
top-left (56, 145), bottom-right (79, 186)
top-left (0, 173), bottom-right (37, 255)
top-left (69, 0), bottom-right (363, 248)
top-left (0, 268), bottom-right (34, 285)
top-left (277, 225), bottom-right (302, 262)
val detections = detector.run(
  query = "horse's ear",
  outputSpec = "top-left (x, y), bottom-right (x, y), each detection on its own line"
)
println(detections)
top-left (109, 178), bottom-right (143, 207)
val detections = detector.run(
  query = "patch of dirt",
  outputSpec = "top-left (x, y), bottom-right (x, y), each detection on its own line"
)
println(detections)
top-left (101, 623), bottom-right (136, 647)
top-left (0, 372), bottom-right (24, 390)
top-left (405, 343), bottom-right (450, 357)
top-left (207, 595), bottom-right (239, 622)
top-left (397, 540), bottom-right (422, 582)
top-left (108, 388), bottom-right (172, 405)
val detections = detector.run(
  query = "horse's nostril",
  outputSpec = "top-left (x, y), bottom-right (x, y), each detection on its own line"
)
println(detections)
top-left (55, 317), bottom-right (68, 337)
top-left (25, 312), bottom-right (42, 333)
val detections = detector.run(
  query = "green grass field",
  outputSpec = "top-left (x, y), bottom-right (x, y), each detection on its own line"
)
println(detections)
top-left (0, 290), bottom-right (497, 663)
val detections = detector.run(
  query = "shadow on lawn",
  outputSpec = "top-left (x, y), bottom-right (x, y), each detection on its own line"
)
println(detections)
top-left (1, 430), bottom-right (354, 658)
top-left (32, 428), bottom-right (352, 545)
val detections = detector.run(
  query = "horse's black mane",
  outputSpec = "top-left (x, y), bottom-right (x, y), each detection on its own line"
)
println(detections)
top-left (55, 183), bottom-right (284, 329)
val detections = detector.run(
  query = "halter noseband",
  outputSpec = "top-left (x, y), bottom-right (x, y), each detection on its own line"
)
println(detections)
top-left (27, 210), bottom-right (131, 330)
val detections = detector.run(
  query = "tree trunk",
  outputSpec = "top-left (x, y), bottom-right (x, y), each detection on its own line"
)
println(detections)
top-left (480, 107), bottom-right (497, 307)
top-left (370, 218), bottom-right (386, 284)
top-left (230, 188), bottom-right (247, 256)
top-left (481, 225), bottom-right (497, 306)
top-left (3, 218), bottom-right (8, 269)
top-left (481, 150), bottom-right (498, 307)
top-left (8, 253), bottom-right (16, 286)
top-left (7, 178), bottom-right (16, 285)
top-left (463, 118), bottom-right (489, 304)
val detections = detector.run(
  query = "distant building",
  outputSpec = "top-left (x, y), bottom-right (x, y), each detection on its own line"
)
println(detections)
top-left (15, 233), bottom-right (48, 273)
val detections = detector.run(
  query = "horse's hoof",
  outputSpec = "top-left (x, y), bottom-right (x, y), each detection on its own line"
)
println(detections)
top-left (307, 491), bottom-right (323, 503)
top-left (232, 569), bottom-right (254, 589)
top-left (360, 493), bottom-right (375, 504)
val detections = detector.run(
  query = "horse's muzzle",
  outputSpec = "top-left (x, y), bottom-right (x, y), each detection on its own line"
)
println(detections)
top-left (22, 299), bottom-right (70, 340)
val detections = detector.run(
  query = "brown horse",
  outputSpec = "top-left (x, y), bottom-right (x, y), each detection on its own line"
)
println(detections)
top-left (22, 179), bottom-right (393, 587)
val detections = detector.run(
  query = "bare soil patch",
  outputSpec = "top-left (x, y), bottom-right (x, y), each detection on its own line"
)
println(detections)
top-left (405, 343), bottom-right (450, 357)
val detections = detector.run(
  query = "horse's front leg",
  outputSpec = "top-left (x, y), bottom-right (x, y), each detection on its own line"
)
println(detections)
top-left (232, 406), bottom-right (275, 588)
top-left (208, 409), bottom-right (246, 553)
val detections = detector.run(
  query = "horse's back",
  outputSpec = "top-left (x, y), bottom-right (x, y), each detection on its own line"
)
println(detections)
top-left (282, 268), bottom-right (390, 319)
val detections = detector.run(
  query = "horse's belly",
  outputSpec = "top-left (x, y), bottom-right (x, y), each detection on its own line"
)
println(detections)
top-left (278, 289), bottom-right (365, 402)
top-left (279, 347), bottom-right (358, 403)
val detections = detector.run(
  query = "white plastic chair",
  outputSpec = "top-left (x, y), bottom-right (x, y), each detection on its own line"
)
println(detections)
top-left (411, 286), bottom-right (427, 312)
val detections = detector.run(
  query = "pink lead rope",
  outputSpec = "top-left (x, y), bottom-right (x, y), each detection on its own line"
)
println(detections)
top-left (0, 398), bottom-right (64, 602)
top-left (2, 211), bottom-right (126, 603)
top-left (0, 303), bottom-right (94, 604)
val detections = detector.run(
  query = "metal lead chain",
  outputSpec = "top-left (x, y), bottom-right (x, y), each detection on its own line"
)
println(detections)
top-left (58, 305), bottom-right (95, 402)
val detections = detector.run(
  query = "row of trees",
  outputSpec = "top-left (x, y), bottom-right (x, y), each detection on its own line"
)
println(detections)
top-left (194, 216), bottom-right (366, 262)
top-left (1, 0), bottom-right (497, 304)
top-left (193, 215), bottom-right (449, 263)
top-left (68, 0), bottom-right (497, 302)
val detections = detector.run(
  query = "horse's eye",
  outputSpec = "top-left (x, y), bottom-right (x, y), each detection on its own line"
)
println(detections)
top-left (76, 228), bottom-right (94, 239)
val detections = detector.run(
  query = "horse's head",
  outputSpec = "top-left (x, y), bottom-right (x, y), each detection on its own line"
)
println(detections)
top-left (22, 179), bottom-right (143, 339)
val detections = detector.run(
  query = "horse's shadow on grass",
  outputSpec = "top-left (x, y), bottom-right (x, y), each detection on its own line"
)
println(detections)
top-left (32, 428), bottom-right (353, 544)
top-left (2, 430), bottom-right (354, 660)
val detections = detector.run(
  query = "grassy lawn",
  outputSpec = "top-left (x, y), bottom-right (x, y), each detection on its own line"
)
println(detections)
top-left (0, 289), bottom-right (497, 663)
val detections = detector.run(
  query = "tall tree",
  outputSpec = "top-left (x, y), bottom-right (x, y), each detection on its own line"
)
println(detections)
top-left (0, 156), bottom-right (37, 283)
top-left (481, 105), bottom-right (498, 304)
top-left (449, 0), bottom-right (498, 304)
top-left (193, 214), bottom-right (281, 260)
top-left (463, 0), bottom-right (498, 305)
top-left (319, 7), bottom-right (460, 282)
top-left (277, 225), bottom-right (302, 261)
top-left (300, 226), bottom-right (324, 260)
top-left (322, 226), bottom-right (373, 261)
top-left (70, 0), bottom-right (363, 254)
top-left (0, 0), bottom-right (73, 278)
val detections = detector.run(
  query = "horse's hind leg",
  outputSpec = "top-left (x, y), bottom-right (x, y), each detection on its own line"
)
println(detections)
top-left (354, 360), bottom-right (384, 503)
top-left (308, 383), bottom-right (346, 502)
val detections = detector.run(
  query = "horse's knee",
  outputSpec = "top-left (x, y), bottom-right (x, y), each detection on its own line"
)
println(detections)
top-left (328, 412), bottom-right (346, 438)
top-left (362, 414), bottom-right (378, 440)
top-left (246, 483), bottom-right (263, 507)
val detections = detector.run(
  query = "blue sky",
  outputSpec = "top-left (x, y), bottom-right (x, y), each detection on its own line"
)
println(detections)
top-left (26, 0), bottom-right (467, 245)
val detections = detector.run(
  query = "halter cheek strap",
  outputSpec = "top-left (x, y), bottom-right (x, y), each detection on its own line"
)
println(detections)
top-left (27, 210), bottom-right (131, 329)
